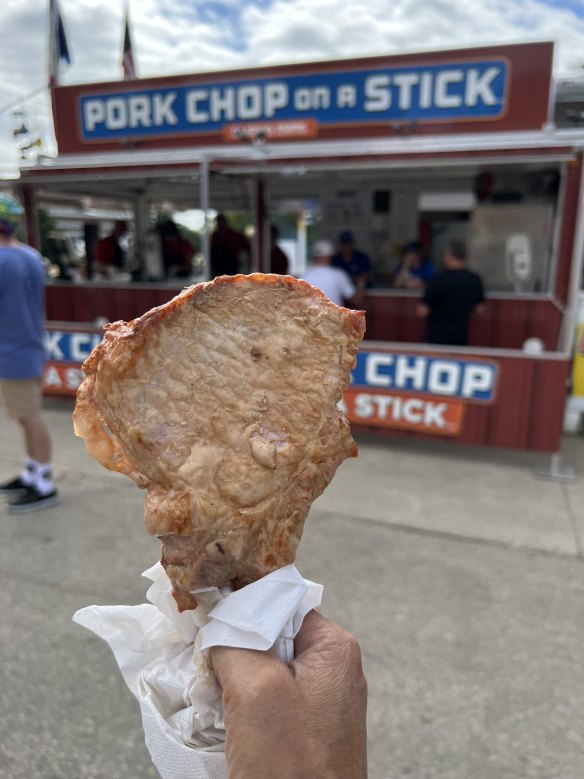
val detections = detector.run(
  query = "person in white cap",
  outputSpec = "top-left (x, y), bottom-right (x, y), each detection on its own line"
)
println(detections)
top-left (303, 239), bottom-right (363, 307)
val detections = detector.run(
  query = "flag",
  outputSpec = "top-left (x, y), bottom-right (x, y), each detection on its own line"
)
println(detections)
top-left (122, 12), bottom-right (137, 80)
top-left (48, 0), bottom-right (72, 86)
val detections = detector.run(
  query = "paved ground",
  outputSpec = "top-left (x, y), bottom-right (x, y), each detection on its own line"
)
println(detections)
top-left (1, 400), bottom-right (583, 779)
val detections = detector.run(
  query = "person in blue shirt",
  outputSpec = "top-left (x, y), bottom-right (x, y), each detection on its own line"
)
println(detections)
top-left (332, 231), bottom-right (372, 288)
top-left (0, 193), bottom-right (59, 513)
top-left (393, 241), bottom-right (436, 289)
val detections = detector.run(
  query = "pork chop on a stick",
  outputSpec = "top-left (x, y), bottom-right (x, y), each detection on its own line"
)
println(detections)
top-left (74, 274), bottom-right (365, 611)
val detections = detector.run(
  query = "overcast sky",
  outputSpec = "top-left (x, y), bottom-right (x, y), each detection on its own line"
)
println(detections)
top-left (1, 0), bottom-right (584, 178)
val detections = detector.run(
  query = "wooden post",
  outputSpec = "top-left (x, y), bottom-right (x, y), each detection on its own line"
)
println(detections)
top-left (254, 175), bottom-right (269, 273)
top-left (18, 183), bottom-right (41, 251)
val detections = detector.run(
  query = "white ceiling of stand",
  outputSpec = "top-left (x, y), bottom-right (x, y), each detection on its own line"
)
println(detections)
top-left (32, 158), bottom-right (558, 215)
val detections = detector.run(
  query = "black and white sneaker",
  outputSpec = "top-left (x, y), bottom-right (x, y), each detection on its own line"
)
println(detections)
top-left (7, 486), bottom-right (60, 514)
top-left (0, 476), bottom-right (30, 497)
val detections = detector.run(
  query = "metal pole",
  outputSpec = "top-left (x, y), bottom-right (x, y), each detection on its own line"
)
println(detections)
top-left (534, 451), bottom-right (576, 482)
top-left (133, 192), bottom-right (148, 279)
top-left (254, 175), bottom-right (268, 273)
top-left (297, 209), bottom-right (307, 275)
top-left (533, 156), bottom-right (584, 482)
top-left (17, 183), bottom-right (41, 251)
top-left (559, 157), bottom-right (584, 354)
top-left (200, 157), bottom-right (210, 280)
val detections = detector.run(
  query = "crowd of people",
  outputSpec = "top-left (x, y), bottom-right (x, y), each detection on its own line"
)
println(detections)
top-left (49, 213), bottom-right (483, 341)
top-left (48, 210), bottom-right (486, 347)
top-left (34, 200), bottom-right (489, 350)
top-left (301, 231), bottom-right (484, 347)
top-left (92, 217), bottom-right (197, 282)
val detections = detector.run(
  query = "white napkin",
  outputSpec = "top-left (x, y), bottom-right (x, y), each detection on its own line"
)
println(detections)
top-left (73, 563), bottom-right (323, 779)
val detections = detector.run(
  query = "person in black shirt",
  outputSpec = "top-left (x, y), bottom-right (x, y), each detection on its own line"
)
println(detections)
top-left (417, 241), bottom-right (485, 346)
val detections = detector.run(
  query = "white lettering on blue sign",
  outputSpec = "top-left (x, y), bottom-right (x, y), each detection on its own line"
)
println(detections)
top-left (364, 67), bottom-right (499, 113)
top-left (354, 353), bottom-right (497, 402)
top-left (44, 330), bottom-right (103, 363)
top-left (353, 393), bottom-right (449, 427)
top-left (185, 83), bottom-right (290, 124)
top-left (337, 84), bottom-right (357, 108)
top-left (44, 331), bottom-right (65, 361)
top-left (84, 93), bottom-right (178, 132)
top-left (80, 60), bottom-right (507, 141)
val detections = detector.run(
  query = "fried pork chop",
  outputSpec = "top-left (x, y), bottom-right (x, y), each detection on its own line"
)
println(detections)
top-left (74, 274), bottom-right (365, 610)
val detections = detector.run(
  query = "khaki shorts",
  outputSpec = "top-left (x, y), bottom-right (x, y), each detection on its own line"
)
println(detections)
top-left (0, 377), bottom-right (43, 419)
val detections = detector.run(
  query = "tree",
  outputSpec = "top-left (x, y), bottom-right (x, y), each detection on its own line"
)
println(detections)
top-left (39, 209), bottom-right (58, 260)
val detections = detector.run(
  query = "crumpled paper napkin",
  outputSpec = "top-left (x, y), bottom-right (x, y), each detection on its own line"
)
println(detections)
top-left (73, 563), bottom-right (323, 779)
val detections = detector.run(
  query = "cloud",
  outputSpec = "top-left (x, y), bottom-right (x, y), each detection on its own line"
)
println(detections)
top-left (1, 0), bottom-right (583, 177)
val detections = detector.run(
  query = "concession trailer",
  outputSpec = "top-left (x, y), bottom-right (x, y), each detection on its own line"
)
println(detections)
top-left (18, 41), bottom-right (584, 458)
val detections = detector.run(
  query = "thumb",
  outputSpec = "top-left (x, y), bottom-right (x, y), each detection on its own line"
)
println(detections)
top-left (211, 645), bottom-right (284, 689)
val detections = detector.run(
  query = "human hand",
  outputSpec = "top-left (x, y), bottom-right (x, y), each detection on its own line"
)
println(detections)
top-left (211, 609), bottom-right (368, 779)
top-left (403, 253), bottom-right (415, 270)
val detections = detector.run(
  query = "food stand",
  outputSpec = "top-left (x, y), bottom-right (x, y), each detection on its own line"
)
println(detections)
top-left (18, 41), bottom-right (584, 455)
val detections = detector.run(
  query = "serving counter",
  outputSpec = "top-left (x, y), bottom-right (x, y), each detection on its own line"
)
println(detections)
top-left (43, 288), bottom-right (571, 453)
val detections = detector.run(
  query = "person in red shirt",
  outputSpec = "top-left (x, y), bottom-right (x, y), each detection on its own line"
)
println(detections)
top-left (159, 220), bottom-right (194, 279)
top-left (94, 220), bottom-right (128, 278)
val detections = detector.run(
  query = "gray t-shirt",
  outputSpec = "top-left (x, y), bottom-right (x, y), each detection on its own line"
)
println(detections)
top-left (0, 243), bottom-right (46, 379)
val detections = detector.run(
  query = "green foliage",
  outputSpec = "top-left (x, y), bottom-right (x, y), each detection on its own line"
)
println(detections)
top-left (14, 207), bottom-right (57, 250)
top-left (270, 212), bottom-right (298, 240)
top-left (177, 224), bottom-right (201, 251)
top-left (39, 209), bottom-right (58, 258)
top-left (220, 211), bottom-right (254, 234)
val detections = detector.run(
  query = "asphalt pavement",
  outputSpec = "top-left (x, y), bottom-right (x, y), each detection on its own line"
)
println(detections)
top-left (1, 400), bottom-right (583, 779)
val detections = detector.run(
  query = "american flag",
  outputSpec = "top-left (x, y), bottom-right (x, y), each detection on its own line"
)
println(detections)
top-left (48, 0), bottom-right (72, 86)
top-left (122, 12), bottom-right (137, 80)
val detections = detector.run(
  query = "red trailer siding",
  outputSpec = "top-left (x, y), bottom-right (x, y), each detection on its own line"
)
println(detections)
top-left (350, 351), bottom-right (569, 453)
top-left (46, 286), bottom-right (563, 352)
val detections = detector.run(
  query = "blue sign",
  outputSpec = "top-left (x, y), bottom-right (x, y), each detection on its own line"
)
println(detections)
top-left (44, 329), bottom-right (103, 363)
top-left (80, 60), bottom-right (507, 140)
top-left (351, 352), bottom-right (498, 402)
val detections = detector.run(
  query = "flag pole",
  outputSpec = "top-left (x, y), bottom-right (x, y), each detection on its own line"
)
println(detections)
top-left (47, 0), bottom-right (56, 88)
top-left (122, 0), bottom-right (138, 80)
top-left (48, 0), bottom-right (72, 88)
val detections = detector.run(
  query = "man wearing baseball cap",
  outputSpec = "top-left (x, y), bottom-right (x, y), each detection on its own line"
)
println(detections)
top-left (303, 239), bottom-right (363, 307)
top-left (0, 193), bottom-right (59, 513)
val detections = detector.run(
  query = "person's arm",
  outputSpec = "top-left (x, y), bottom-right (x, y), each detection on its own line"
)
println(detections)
top-left (349, 284), bottom-right (365, 308)
top-left (94, 238), bottom-right (114, 277)
top-left (212, 610), bottom-right (368, 779)
top-left (394, 268), bottom-right (423, 289)
top-left (342, 274), bottom-right (363, 308)
top-left (354, 271), bottom-right (369, 289)
top-left (417, 278), bottom-right (435, 317)
top-left (393, 263), bottom-right (409, 288)
top-left (474, 276), bottom-right (486, 315)
top-left (358, 253), bottom-right (372, 288)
